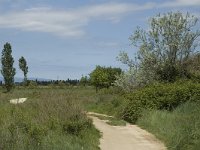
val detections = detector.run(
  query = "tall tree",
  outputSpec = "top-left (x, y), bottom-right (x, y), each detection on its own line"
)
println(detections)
top-left (118, 12), bottom-right (200, 84)
top-left (19, 56), bottom-right (28, 85)
top-left (1, 43), bottom-right (16, 92)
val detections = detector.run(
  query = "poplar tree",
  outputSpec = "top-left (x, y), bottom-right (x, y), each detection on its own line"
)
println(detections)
top-left (1, 43), bottom-right (16, 92)
top-left (19, 56), bottom-right (28, 85)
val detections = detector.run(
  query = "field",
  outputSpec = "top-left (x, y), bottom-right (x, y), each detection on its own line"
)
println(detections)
top-left (0, 86), bottom-right (100, 150)
top-left (1, 84), bottom-right (200, 150)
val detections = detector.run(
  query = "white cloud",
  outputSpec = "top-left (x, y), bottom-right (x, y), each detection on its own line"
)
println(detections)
top-left (0, 3), bottom-right (154, 37)
top-left (0, 1), bottom-right (199, 37)
top-left (0, 7), bottom-right (86, 37)
top-left (161, 0), bottom-right (200, 7)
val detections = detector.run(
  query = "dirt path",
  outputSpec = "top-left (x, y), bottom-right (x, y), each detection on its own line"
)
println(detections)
top-left (88, 112), bottom-right (166, 150)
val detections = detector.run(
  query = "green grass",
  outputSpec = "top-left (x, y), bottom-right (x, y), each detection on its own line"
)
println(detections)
top-left (137, 101), bottom-right (200, 150)
top-left (85, 88), bottom-right (126, 118)
top-left (0, 86), bottom-right (100, 150)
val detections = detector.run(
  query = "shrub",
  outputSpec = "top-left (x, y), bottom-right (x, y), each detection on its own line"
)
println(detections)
top-left (122, 81), bottom-right (200, 123)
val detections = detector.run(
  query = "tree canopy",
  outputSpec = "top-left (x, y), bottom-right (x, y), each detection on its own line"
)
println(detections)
top-left (90, 66), bottom-right (122, 91)
top-left (19, 56), bottom-right (28, 85)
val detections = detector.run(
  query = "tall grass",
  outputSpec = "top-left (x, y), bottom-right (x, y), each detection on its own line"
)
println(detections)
top-left (85, 87), bottom-right (125, 117)
top-left (0, 87), bottom-right (100, 150)
top-left (137, 102), bottom-right (200, 150)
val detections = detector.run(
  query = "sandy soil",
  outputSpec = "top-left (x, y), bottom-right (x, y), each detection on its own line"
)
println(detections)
top-left (88, 112), bottom-right (166, 150)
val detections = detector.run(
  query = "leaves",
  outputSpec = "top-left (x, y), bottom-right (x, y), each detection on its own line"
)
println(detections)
top-left (117, 12), bottom-right (200, 92)
top-left (90, 66), bottom-right (122, 90)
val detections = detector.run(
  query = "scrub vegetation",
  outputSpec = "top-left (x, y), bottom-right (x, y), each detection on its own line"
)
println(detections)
top-left (85, 12), bottom-right (200, 150)
top-left (0, 87), bottom-right (100, 150)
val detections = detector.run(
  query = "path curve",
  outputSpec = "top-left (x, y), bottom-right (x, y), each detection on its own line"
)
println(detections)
top-left (88, 112), bottom-right (166, 150)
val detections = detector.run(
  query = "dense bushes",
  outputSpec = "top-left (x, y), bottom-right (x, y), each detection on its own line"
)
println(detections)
top-left (122, 81), bottom-right (200, 123)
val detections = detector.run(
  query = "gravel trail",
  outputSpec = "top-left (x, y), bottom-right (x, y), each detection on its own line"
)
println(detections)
top-left (88, 112), bottom-right (166, 150)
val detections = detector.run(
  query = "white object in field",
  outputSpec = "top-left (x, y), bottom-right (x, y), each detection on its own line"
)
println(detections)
top-left (10, 98), bottom-right (27, 104)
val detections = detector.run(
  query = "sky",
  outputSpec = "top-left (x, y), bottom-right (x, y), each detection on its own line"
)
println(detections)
top-left (0, 0), bottom-right (199, 80)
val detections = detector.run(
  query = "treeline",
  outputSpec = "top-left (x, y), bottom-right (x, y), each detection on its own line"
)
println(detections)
top-left (22, 79), bottom-right (80, 86)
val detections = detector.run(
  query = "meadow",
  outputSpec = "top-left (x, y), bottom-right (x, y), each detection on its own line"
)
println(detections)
top-left (0, 82), bottom-right (200, 150)
top-left (0, 86), bottom-right (100, 150)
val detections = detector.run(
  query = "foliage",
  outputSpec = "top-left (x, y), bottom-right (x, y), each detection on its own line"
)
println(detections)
top-left (1, 43), bottom-right (16, 92)
top-left (137, 101), bottom-right (200, 150)
top-left (19, 56), bottom-right (28, 85)
top-left (80, 75), bottom-right (89, 86)
top-left (114, 67), bottom-right (148, 92)
top-left (186, 53), bottom-right (200, 80)
top-left (90, 66), bottom-right (122, 91)
top-left (116, 12), bottom-right (200, 91)
top-left (122, 81), bottom-right (200, 123)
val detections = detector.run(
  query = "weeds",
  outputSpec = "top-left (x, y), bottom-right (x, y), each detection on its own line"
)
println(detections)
top-left (0, 87), bottom-right (100, 150)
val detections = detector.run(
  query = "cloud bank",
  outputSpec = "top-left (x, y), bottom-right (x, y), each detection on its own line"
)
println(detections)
top-left (0, 0), bottom-right (199, 37)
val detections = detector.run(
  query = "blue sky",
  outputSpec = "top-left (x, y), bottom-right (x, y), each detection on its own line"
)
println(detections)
top-left (0, 0), bottom-right (199, 80)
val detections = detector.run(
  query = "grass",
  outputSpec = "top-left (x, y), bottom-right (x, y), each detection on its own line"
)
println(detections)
top-left (4, 85), bottom-right (198, 149)
top-left (90, 114), bottom-right (126, 126)
top-left (137, 101), bottom-right (200, 150)
top-left (85, 88), bottom-right (126, 118)
top-left (0, 86), bottom-right (100, 150)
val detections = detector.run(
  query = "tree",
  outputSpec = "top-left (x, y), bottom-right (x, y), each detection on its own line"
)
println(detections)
top-left (1, 43), bottom-right (16, 92)
top-left (90, 66), bottom-right (122, 92)
top-left (118, 12), bottom-right (200, 85)
top-left (19, 56), bottom-right (28, 85)
top-left (80, 75), bottom-right (89, 86)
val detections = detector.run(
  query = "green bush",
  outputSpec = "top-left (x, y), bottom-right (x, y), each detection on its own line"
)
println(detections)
top-left (122, 81), bottom-right (200, 123)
